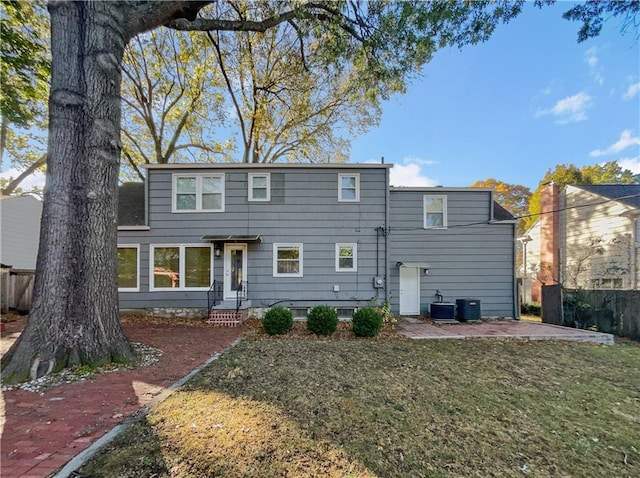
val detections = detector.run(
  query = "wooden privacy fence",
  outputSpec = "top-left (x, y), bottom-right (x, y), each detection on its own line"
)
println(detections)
top-left (542, 285), bottom-right (640, 340)
top-left (1, 268), bottom-right (35, 313)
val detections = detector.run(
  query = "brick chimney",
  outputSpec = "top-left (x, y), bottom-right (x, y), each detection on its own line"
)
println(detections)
top-left (537, 181), bottom-right (560, 292)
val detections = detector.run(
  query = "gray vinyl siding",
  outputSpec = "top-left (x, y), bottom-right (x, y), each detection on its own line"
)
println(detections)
top-left (389, 189), bottom-right (515, 317)
top-left (118, 167), bottom-right (388, 310)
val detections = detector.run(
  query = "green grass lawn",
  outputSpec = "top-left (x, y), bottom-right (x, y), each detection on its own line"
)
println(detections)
top-left (79, 336), bottom-right (640, 477)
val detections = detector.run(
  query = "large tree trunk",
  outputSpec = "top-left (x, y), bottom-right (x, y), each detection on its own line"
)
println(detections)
top-left (1, 0), bottom-right (208, 383)
top-left (1, 1), bottom-right (134, 382)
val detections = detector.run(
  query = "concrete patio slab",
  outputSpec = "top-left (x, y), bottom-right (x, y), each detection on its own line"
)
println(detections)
top-left (397, 318), bottom-right (614, 345)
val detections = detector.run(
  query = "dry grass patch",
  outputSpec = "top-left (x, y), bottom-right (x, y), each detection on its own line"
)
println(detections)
top-left (79, 337), bottom-right (640, 477)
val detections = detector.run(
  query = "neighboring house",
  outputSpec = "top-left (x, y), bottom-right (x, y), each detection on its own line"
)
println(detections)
top-left (523, 183), bottom-right (640, 302)
top-left (0, 195), bottom-right (43, 270)
top-left (116, 163), bottom-right (518, 319)
top-left (518, 218), bottom-right (541, 304)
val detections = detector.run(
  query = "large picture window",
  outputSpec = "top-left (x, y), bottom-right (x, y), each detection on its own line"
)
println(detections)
top-left (117, 245), bottom-right (139, 291)
top-left (424, 195), bottom-right (447, 228)
top-left (173, 173), bottom-right (224, 212)
top-left (335, 243), bottom-right (357, 272)
top-left (151, 245), bottom-right (212, 290)
top-left (273, 243), bottom-right (303, 277)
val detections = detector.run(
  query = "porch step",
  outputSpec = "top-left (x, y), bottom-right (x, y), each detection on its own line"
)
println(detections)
top-left (206, 309), bottom-right (249, 327)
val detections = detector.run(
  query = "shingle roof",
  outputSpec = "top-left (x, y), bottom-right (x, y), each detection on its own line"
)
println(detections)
top-left (575, 184), bottom-right (640, 209)
top-left (118, 182), bottom-right (145, 226)
top-left (493, 201), bottom-right (515, 221)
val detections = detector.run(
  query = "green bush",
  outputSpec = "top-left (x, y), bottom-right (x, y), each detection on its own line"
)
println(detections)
top-left (307, 305), bottom-right (338, 336)
top-left (262, 307), bottom-right (293, 335)
top-left (352, 307), bottom-right (383, 337)
top-left (521, 302), bottom-right (541, 316)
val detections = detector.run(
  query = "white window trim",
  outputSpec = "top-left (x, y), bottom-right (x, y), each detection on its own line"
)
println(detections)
top-left (172, 173), bottom-right (225, 213)
top-left (150, 244), bottom-right (213, 291)
top-left (335, 243), bottom-right (357, 272)
top-left (273, 243), bottom-right (303, 277)
top-left (423, 194), bottom-right (448, 229)
top-left (248, 172), bottom-right (271, 202)
top-left (338, 173), bottom-right (360, 202)
top-left (117, 244), bottom-right (140, 292)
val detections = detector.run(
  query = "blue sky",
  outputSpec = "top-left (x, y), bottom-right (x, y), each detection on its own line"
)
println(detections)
top-left (2, 2), bottom-right (638, 193)
top-left (351, 2), bottom-right (640, 190)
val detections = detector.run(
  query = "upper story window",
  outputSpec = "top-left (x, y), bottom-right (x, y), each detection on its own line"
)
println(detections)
top-left (248, 172), bottom-right (270, 201)
top-left (424, 195), bottom-right (447, 228)
top-left (173, 173), bottom-right (224, 212)
top-left (590, 278), bottom-right (623, 289)
top-left (336, 243), bottom-right (357, 272)
top-left (339, 173), bottom-right (360, 202)
top-left (117, 245), bottom-right (139, 292)
top-left (273, 243), bottom-right (303, 277)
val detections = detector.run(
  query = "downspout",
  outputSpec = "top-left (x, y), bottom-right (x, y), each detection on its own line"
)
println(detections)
top-left (384, 162), bottom-right (390, 303)
top-left (513, 221), bottom-right (519, 319)
top-left (631, 214), bottom-right (639, 290)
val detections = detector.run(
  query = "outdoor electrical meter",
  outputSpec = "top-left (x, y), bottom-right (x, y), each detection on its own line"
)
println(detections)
top-left (373, 276), bottom-right (385, 288)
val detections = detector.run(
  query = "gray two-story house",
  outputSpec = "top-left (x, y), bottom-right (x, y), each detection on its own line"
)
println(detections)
top-left (117, 163), bottom-right (518, 321)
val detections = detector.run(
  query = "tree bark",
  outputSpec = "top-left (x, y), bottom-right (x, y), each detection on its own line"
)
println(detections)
top-left (1, 1), bottom-right (135, 382)
top-left (1, 1), bottom-right (212, 383)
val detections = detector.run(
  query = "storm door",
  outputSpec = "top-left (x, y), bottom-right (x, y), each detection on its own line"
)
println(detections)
top-left (224, 244), bottom-right (247, 299)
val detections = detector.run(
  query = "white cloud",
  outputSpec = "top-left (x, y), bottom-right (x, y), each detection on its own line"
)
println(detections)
top-left (0, 167), bottom-right (46, 191)
top-left (401, 156), bottom-right (438, 166)
top-left (590, 129), bottom-right (640, 157)
top-left (623, 81), bottom-right (640, 100)
top-left (390, 162), bottom-right (438, 187)
top-left (617, 156), bottom-right (640, 174)
top-left (536, 91), bottom-right (592, 124)
top-left (584, 47), bottom-right (603, 85)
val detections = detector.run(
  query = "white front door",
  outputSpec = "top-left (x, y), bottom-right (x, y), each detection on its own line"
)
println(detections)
top-left (399, 267), bottom-right (420, 315)
top-left (224, 244), bottom-right (247, 299)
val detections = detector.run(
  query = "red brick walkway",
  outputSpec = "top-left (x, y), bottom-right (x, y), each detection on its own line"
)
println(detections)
top-left (0, 318), bottom-right (245, 478)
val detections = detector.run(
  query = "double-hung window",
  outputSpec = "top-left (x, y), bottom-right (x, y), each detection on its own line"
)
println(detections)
top-left (335, 243), bottom-right (357, 272)
top-left (338, 173), bottom-right (360, 202)
top-left (424, 195), bottom-right (447, 228)
top-left (273, 243), bottom-right (303, 277)
top-left (151, 245), bottom-right (212, 290)
top-left (173, 173), bottom-right (224, 212)
top-left (117, 245), bottom-right (139, 292)
top-left (248, 172), bottom-right (270, 201)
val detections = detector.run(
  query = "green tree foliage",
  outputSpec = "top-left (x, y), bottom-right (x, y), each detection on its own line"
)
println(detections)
top-left (0, 0), bottom-right (49, 194)
top-left (121, 29), bottom-right (232, 180)
top-left (470, 178), bottom-right (531, 233)
top-left (523, 161), bottom-right (638, 230)
top-left (560, 0), bottom-right (640, 42)
top-left (0, 0), bottom-right (50, 127)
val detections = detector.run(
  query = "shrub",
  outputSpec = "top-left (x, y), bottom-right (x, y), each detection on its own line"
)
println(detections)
top-left (352, 307), bottom-right (383, 337)
top-left (307, 305), bottom-right (338, 336)
top-left (262, 307), bottom-right (293, 335)
top-left (521, 302), bottom-right (541, 316)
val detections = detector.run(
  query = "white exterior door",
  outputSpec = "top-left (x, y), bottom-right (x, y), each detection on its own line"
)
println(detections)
top-left (399, 267), bottom-right (420, 315)
top-left (224, 244), bottom-right (247, 299)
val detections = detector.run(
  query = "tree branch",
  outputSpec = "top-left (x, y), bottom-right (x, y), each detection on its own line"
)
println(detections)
top-left (1, 153), bottom-right (47, 195)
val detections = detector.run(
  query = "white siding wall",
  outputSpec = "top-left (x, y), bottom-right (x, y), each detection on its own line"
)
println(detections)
top-left (0, 196), bottom-right (43, 270)
top-left (560, 186), bottom-right (637, 289)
